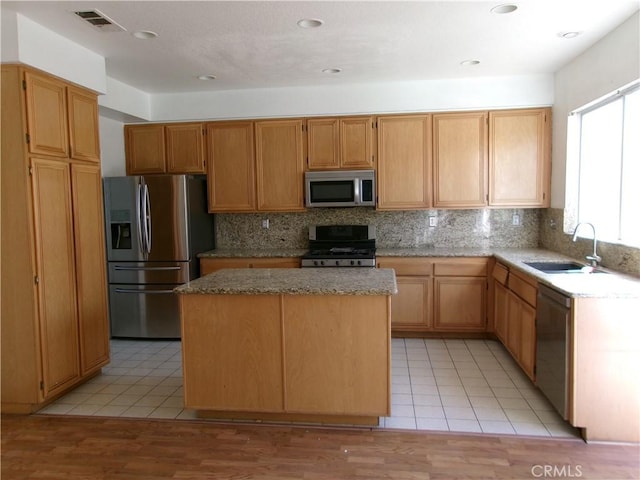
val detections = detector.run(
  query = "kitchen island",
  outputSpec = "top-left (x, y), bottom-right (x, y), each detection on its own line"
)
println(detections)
top-left (175, 268), bottom-right (397, 425)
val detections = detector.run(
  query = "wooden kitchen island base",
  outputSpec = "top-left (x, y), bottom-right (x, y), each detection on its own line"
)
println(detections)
top-left (177, 268), bottom-right (396, 425)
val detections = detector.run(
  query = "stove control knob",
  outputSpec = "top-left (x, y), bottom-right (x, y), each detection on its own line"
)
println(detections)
top-left (350, 260), bottom-right (355, 266)
top-left (335, 260), bottom-right (340, 266)
top-left (357, 260), bottom-right (362, 266)
top-left (320, 260), bottom-right (325, 266)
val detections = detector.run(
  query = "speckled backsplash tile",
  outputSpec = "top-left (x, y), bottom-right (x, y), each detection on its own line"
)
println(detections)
top-left (540, 208), bottom-right (640, 277)
top-left (215, 208), bottom-right (540, 250)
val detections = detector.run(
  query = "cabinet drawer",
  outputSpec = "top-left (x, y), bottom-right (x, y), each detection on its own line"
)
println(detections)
top-left (508, 270), bottom-right (537, 307)
top-left (492, 263), bottom-right (509, 285)
top-left (434, 258), bottom-right (488, 276)
top-left (377, 258), bottom-right (433, 276)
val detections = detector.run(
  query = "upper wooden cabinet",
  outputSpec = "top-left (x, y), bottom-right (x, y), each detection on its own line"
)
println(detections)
top-left (125, 124), bottom-right (166, 174)
top-left (67, 87), bottom-right (100, 162)
top-left (489, 108), bottom-right (551, 207)
top-left (24, 71), bottom-right (68, 158)
top-left (307, 116), bottom-right (374, 170)
top-left (125, 123), bottom-right (205, 175)
top-left (23, 70), bottom-right (100, 163)
top-left (433, 111), bottom-right (488, 208)
top-left (377, 115), bottom-right (432, 210)
top-left (166, 123), bottom-right (205, 173)
top-left (206, 121), bottom-right (256, 212)
top-left (255, 119), bottom-right (306, 212)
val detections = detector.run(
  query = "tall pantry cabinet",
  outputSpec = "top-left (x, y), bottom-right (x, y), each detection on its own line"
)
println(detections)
top-left (1, 65), bottom-right (110, 413)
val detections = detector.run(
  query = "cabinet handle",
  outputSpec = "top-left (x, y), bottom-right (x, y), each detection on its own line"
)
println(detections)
top-left (114, 288), bottom-right (176, 294)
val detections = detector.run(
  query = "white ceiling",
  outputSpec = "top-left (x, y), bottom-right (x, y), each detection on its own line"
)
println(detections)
top-left (3, 1), bottom-right (639, 94)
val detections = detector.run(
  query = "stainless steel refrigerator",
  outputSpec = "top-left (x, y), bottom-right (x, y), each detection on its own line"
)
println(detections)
top-left (103, 175), bottom-right (214, 338)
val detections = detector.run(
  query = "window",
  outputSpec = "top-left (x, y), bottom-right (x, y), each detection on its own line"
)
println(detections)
top-left (573, 82), bottom-right (640, 247)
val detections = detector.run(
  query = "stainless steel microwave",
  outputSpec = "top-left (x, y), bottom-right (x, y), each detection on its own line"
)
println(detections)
top-left (305, 170), bottom-right (376, 207)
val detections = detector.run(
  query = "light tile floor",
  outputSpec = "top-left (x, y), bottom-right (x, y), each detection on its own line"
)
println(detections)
top-left (38, 337), bottom-right (580, 438)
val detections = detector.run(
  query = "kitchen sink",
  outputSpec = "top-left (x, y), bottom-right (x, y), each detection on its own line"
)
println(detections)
top-left (524, 261), bottom-right (608, 274)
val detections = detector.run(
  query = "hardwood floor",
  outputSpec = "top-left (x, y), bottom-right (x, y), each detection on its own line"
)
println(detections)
top-left (2, 414), bottom-right (639, 479)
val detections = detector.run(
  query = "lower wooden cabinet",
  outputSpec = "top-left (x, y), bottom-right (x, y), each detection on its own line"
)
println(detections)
top-left (376, 258), bottom-right (433, 332)
top-left (378, 257), bottom-right (488, 334)
top-left (200, 257), bottom-right (300, 276)
top-left (492, 262), bottom-right (537, 380)
top-left (433, 258), bottom-right (488, 332)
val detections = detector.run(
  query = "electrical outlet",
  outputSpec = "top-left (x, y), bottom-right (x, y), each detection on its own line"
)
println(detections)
top-left (262, 219), bottom-right (269, 229)
top-left (512, 213), bottom-right (520, 226)
top-left (428, 216), bottom-right (437, 227)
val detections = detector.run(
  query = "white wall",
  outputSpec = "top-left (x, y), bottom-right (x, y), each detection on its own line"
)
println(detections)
top-left (1, 13), bottom-right (107, 93)
top-left (150, 74), bottom-right (554, 121)
top-left (551, 11), bottom-right (640, 209)
top-left (98, 77), bottom-right (152, 121)
top-left (99, 115), bottom-right (127, 177)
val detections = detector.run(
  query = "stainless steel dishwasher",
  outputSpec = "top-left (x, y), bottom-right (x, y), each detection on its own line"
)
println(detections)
top-left (536, 284), bottom-right (572, 419)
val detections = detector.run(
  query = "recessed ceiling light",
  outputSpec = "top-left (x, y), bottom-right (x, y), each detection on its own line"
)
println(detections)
top-left (490, 4), bottom-right (518, 14)
top-left (132, 30), bottom-right (157, 39)
top-left (197, 74), bottom-right (217, 81)
top-left (297, 18), bottom-right (323, 28)
top-left (460, 60), bottom-right (480, 66)
top-left (322, 68), bottom-right (342, 74)
top-left (558, 31), bottom-right (582, 39)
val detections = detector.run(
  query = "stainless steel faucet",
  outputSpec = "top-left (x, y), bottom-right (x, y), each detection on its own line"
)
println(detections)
top-left (572, 222), bottom-right (601, 267)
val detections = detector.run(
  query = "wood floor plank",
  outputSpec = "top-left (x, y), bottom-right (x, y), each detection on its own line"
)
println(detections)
top-left (2, 414), bottom-right (639, 479)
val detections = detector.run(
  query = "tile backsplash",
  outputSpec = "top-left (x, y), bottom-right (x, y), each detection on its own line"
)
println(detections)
top-left (215, 208), bottom-right (540, 250)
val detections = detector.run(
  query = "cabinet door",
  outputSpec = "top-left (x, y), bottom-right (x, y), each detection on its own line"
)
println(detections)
top-left (255, 119), bottom-right (305, 212)
top-left (125, 124), bottom-right (166, 174)
top-left (206, 121), bottom-right (256, 212)
top-left (433, 277), bottom-right (486, 331)
top-left (377, 115), bottom-right (432, 209)
top-left (307, 118), bottom-right (339, 169)
top-left (71, 164), bottom-right (110, 375)
top-left (340, 116), bottom-right (374, 169)
top-left (31, 157), bottom-right (80, 397)
top-left (24, 71), bottom-right (68, 158)
top-left (489, 108), bottom-right (550, 207)
top-left (433, 112), bottom-right (487, 208)
top-left (506, 291), bottom-right (522, 356)
top-left (166, 123), bottom-right (205, 173)
top-left (390, 276), bottom-right (432, 331)
top-left (67, 87), bottom-right (100, 162)
top-left (494, 280), bottom-right (509, 344)
top-left (519, 300), bottom-right (536, 380)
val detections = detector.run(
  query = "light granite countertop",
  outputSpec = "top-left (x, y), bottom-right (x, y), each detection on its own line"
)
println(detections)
top-left (199, 248), bottom-right (308, 258)
top-left (195, 247), bottom-right (639, 298)
top-left (175, 267), bottom-right (398, 296)
top-left (492, 249), bottom-right (640, 299)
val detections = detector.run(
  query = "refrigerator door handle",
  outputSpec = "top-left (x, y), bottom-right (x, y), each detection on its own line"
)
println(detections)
top-left (136, 182), bottom-right (144, 256)
top-left (143, 183), bottom-right (152, 255)
top-left (114, 288), bottom-right (177, 295)
top-left (114, 265), bottom-right (182, 271)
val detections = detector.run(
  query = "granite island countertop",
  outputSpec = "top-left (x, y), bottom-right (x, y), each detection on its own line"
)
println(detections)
top-left (175, 267), bottom-right (398, 296)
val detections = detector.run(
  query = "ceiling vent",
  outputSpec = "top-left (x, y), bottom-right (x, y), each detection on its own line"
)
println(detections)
top-left (74, 10), bottom-right (126, 32)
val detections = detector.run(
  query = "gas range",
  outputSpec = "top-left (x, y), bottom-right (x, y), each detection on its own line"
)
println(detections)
top-left (301, 225), bottom-right (376, 267)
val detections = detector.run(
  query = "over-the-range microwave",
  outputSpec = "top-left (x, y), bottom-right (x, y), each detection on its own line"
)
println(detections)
top-left (305, 169), bottom-right (376, 208)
